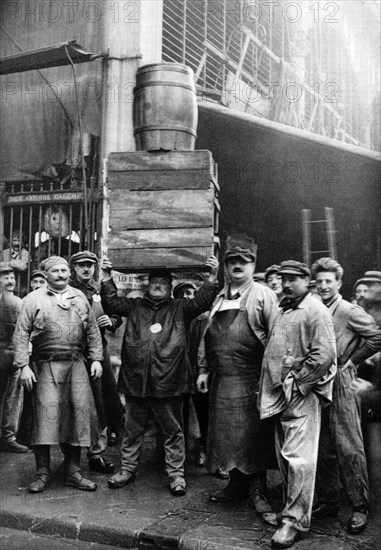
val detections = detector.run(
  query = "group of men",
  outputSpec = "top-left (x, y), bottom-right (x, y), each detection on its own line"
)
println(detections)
top-left (0, 243), bottom-right (380, 549)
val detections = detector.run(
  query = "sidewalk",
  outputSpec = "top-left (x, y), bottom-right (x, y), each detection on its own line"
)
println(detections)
top-left (0, 433), bottom-right (378, 550)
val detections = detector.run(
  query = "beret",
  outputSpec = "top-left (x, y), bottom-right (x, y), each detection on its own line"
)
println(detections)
top-left (148, 269), bottom-right (173, 283)
top-left (39, 256), bottom-right (69, 271)
top-left (279, 260), bottom-right (311, 278)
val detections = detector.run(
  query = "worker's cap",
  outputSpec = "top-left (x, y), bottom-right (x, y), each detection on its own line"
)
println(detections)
top-left (253, 272), bottom-right (266, 283)
top-left (0, 262), bottom-right (14, 274)
top-left (173, 281), bottom-right (197, 299)
top-left (224, 236), bottom-right (257, 264)
top-left (70, 250), bottom-right (98, 264)
top-left (265, 264), bottom-right (281, 280)
top-left (148, 269), bottom-right (173, 284)
top-left (39, 256), bottom-right (69, 272)
top-left (30, 269), bottom-right (47, 281)
top-left (354, 271), bottom-right (381, 287)
top-left (279, 260), bottom-right (311, 278)
top-left (224, 245), bottom-right (257, 263)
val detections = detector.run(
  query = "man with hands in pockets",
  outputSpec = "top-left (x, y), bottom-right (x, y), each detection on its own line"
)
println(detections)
top-left (258, 260), bottom-right (336, 549)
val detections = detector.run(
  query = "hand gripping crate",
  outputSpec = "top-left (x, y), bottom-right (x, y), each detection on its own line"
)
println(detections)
top-left (105, 150), bottom-right (220, 272)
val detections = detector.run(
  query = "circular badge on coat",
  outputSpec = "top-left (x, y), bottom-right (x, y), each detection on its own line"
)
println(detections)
top-left (150, 323), bottom-right (163, 334)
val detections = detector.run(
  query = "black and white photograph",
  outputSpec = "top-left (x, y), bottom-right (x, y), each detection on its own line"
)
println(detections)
top-left (0, 1), bottom-right (380, 549)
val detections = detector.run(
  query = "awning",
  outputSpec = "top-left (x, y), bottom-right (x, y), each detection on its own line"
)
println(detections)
top-left (0, 40), bottom-right (99, 75)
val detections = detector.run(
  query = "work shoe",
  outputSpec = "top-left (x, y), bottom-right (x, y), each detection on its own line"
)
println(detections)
top-left (169, 476), bottom-right (187, 496)
top-left (209, 484), bottom-right (248, 503)
top-left (311, 501), bottom-right (340, 519)
top-left (348, 510), bottom-right (368, 534)
top-left (248, 487), bottom-right (273, 515)
top-left (64, 471), bottom-right (97, 491)
top-left (88, 456), bottom-right (115, 474)
top-left (29, 469), bottom-right (51, 493)
top-left (0, 440), bottom-right (29, 453)
top-left (213, 466), bottom-right (229, 480)
top-left (108, 469), bottom-right (136, 489)
top-left (271, 522), bottom-right (300, 548)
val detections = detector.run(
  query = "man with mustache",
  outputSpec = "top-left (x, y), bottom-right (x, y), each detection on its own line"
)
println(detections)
top-left (258, 260), bottom-right (336, 548)
top-left (70, 251), bottom-right (124, 475)
top-left (100, 255), bottom-right (219, 496)
top-left (0, 263), bottom-right (28, 453)
top-left (13, 256), bottom-right (103, 493)
top-left (197, 242), bottom-right (278, 516)
top-left (312, 260), bottom-right (381, 535)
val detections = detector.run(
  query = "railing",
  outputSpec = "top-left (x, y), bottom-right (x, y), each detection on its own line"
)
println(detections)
top-left (162, 0), bottom-right (365, 147)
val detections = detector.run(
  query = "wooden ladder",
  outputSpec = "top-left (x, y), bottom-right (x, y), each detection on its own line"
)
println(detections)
top-left (302, 207), bottom-right (337, 266)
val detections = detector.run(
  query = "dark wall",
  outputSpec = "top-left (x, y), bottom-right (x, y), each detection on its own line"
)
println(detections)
top-left (196, 103), bottom-right (381, 299)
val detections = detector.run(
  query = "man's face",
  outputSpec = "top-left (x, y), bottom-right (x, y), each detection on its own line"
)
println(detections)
top-left (148, 277), bottom-right (171, 301)
top-left (315, 271), bottom-right (342, 303)
top-left (73, 261), bottom-right (95, 283)
top-left (266, 273), bottom-right (283, 296)
top-left (11, 234), bottom-right (20, 250)
top-left (226, 258), bottom-right (254, 285)
top-left (360, 282), bottom-right (381, 307)
top-left (30, 276), bottom-right (47, 291)
top-left (182, 286), bottom-right (195, 300)
top-left (355, 284), bottom-right (368, 303)
top-left (45, 264), bottom-right (70, 290)
top-left (282, 274), bottom-right (309, 299)
top-left (0, 272), bottom-right (16, 292)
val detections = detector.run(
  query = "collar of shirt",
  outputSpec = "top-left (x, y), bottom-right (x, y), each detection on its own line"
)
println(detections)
top-left (47, 286), bottom-right (71, 305)
top-left (218, 280), bottom-right (253, 300)
top-left (326, 293), bottom-right (342, 312)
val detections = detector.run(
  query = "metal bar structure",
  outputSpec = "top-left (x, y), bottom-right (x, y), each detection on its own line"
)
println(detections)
top-left (302, 209), bottom-right (312, 266)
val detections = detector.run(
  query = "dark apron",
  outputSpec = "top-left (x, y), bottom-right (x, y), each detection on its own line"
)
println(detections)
top-left (205, 307), bottom-right (276, 474)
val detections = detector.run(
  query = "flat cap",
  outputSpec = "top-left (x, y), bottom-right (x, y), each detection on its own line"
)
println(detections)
top-left (265, 264), bottom-right (280, 280)
top-left (30, 269), bottom-right (47, 280)
top-left (70, 250), bottom-right (98, 264)
top-left (173, 280), bottom-right (197, 299)
top-left (253, 272), bottom-right (265, 282)
top-left (355, 271), bottom-right (381, 287)
top-left (224, 236), bottom-right (257, 264)
top-left (0, 262), bottom-right (14, 274)
top-left (224, 246), bottom-right (256, 263)
top-left (279, 260), bottom-right (311, 278)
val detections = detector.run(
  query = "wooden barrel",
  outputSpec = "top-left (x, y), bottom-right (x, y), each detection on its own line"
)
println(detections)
top-left (133, 63), bottom-right (198, 151)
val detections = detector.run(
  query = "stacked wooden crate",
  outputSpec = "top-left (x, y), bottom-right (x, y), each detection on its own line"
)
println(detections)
top-left (106, 150), bottom-right (219, 272)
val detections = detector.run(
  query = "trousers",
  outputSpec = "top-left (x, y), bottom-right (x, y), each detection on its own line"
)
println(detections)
top-left (120, 396), bottom-right (185, 478)
top-left (0, 369), bottom-right (23, 442)
top-left (275, 389), bottom-right (321, 532)
top-left (316, 367), bottom-right (369, 509)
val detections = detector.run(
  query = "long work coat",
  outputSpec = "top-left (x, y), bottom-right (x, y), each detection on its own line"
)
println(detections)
top-left (13, 286), bottom-right (103, 446)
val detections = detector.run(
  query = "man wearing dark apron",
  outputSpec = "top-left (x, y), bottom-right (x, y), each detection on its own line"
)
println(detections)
top-left (197, 241), bottom-right (278, 515)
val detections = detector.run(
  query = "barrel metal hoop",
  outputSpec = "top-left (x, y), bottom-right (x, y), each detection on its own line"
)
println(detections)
top-left (134, 126), bottom-right (197, 137)
top-left (134, 82), bottom-right (195, 92)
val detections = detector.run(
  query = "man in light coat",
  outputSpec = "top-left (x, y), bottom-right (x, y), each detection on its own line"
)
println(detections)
top-left (259, 260), bottom-right (336, 548)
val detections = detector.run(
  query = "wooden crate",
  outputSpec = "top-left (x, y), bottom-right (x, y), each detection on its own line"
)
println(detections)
top-left (106, 150), bottom-right (219, 272)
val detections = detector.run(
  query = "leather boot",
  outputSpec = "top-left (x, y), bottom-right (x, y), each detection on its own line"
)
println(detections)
top-left (29, 445), bottom-right (51, 493)
top-left (248, 471), bottom-right (272, 515)
top-left (61, 443), bottom-right (97, 491)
